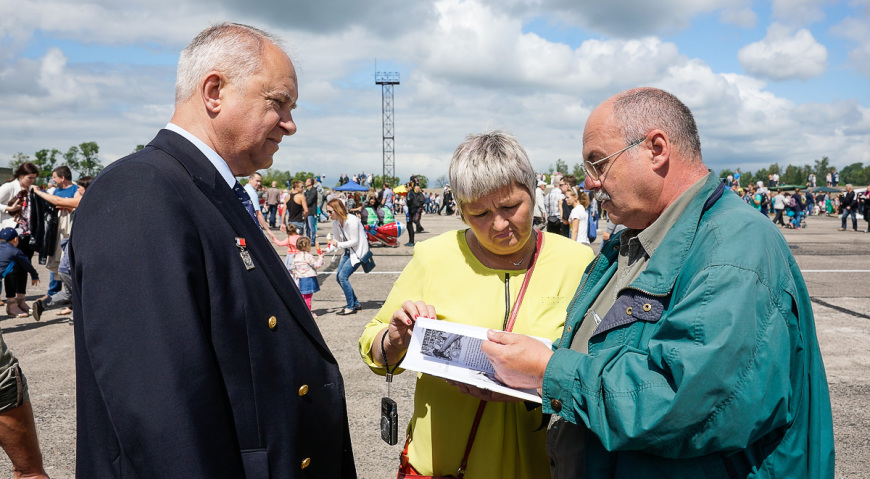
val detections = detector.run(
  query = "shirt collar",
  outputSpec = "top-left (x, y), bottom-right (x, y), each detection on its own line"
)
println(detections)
top-left (164, 123), bottom-right (236, 188)
top-left (619, 171), bottom-right (712, 261)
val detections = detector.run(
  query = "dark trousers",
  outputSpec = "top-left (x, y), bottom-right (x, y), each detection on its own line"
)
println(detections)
top-left (772, 209), bottom-right (786, 226)
top-left (410, 209), bottom-right (423, 233)
top-left (4, 264), bottom-right (27, 298)
top-left (841, 208), bottom-right (857, 230)
top-left (267, 204), bottom-right (278, 227)
top-left (13, 235), bottom-right (35, 296)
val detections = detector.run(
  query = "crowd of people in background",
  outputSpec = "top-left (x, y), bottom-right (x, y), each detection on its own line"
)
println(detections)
top-left (243, 174), bottom-right (463, 242)
top-left (0, 160), bottom-right (93, 478)
top-left (337, 171), bottom-right (375, 187)
top-left (244, 167), bottom-right (870, 247)
top-left (732, 179), bottom-right (870, 232)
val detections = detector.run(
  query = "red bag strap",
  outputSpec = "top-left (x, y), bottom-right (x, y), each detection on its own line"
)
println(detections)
top-left (454, 401), bottom-right (487, 478)
top-left (457, 232), bottom-right (544, 477)
top-left (505, 231), bottom-right (545, 333)
top-left (399, 232), bottom-right (546, 479)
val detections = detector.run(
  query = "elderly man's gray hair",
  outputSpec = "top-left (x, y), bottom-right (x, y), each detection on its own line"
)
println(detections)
top-left (175, 22), bottom-right (286, 104)
top-left (612, 88), bottom-right (703, 163)
top-left (448, 130), bottom-right (536, 216)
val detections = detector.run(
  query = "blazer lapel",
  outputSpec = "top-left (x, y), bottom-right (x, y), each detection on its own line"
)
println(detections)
top-left (148, 130), bottom-right (333, 354)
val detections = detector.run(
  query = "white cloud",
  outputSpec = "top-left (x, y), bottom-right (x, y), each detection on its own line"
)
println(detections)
top-left (0, 0), bottom-right (868, 182)
top-left (487, 0), bottom-right (751, 37)
top-left (738, 24), bottom-right (827, 81)
top-left (415, 0), bottom-right (683, 97)
top-left (771, 0), bottom-right (832, 25)
top-left (720, 7), bottom-right (757, 28)
top-left (831, 16), bottom-right (870, 78)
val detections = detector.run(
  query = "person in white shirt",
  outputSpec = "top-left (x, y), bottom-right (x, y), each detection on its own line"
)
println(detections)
top-left (566, 187), bottom-right (590, 244)
top-left (243, 172), bottom-right (272, 233)
top-left (326, 198), bottom-right (369, 315)
top-left (772, 189), bottom-right (787, 226)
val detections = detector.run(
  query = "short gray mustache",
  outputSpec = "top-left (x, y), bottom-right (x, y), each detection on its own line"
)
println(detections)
top-left (594, 190), bottom-right (611, 202)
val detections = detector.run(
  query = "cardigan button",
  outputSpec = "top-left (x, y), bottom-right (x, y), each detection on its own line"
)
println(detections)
top-left (550, 399), bottom-right (563, 412)
top-left (301, 457), bottom-right (311, 469)
top-left (268, 316), bottom-right (278, 330)
top-left (298, 384), bottom-right (309, 396)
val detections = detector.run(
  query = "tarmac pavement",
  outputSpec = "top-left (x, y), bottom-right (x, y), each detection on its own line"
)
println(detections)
top-left (0, 210), bottom-right (867, 478)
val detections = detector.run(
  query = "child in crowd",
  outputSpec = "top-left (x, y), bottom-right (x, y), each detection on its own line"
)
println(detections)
top-left (0, 228), bottom-right (39, 317)
top-left (272, 224), bottom-right (302, 271)
top-left (288, 236), bottom-right (323, 316)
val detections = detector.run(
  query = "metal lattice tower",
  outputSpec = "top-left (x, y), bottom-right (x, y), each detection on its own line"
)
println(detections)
top-left (375, 72), bottom-right (400, 182)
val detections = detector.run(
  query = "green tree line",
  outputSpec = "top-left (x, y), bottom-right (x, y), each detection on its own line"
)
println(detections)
top-left (8, 141), bottom-right (104, 182)
top-left (718, 157), bottom-right (870, 188)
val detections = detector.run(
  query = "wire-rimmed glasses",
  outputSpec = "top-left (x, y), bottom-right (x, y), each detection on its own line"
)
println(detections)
top-left (582, 136), bottom-right (646, 181)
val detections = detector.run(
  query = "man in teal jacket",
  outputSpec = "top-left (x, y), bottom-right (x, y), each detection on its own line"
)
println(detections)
top-left (483, 88), bottom-right (835, 478)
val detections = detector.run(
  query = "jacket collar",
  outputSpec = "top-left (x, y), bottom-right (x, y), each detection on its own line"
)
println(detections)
top-left (609, 172), bottom-right (726, 296)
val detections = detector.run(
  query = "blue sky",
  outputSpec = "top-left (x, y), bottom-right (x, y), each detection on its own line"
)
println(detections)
top-left (2, 0), bottom-right (869, 182)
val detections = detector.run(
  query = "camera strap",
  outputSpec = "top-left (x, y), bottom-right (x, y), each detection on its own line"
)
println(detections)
top-left (381, 331), bottom-right (404, 397)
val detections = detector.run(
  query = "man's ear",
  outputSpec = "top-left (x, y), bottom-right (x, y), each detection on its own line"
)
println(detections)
top-left (201, 72), bottom-right (224, 114)
top-left (648, 129), bottom-right (670, 172)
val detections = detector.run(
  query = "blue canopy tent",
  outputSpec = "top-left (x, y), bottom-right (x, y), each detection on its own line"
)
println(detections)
top-left (334, 181), bottom-right (369, 192)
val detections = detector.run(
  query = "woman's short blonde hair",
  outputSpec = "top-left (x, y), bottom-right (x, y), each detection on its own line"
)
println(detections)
top-left (448, 130), bottom-right (536, 218)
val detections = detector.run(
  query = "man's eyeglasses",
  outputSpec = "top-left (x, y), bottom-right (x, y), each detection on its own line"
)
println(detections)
top-left (582, 136), bottom-right (646, 181)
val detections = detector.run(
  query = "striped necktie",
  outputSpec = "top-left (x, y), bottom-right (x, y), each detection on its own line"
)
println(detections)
top-left (232, 181), bottom-right (259, 226)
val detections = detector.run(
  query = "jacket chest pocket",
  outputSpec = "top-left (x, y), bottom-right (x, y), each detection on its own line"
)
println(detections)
top-left (592, 290), bottom-right (668, 340)
top-left (241, 449), bottom-right (269, 478)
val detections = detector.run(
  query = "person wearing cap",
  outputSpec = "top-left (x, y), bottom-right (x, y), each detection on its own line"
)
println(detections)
top-left (0, 228), bottom-right (39, 318)
top-left (439, 184), bottom-right (453, 215)
top-left (533, 180), bottom-right (547, 230)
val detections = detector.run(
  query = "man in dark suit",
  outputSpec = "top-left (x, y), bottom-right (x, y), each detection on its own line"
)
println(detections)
top-left (839, 184), bottom-right (858, 231)
top-left (69, 23), bottom-right (356, 478)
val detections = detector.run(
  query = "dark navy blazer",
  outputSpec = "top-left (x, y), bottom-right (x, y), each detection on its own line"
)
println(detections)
top-left (70, 130), bottom-right (356, 478)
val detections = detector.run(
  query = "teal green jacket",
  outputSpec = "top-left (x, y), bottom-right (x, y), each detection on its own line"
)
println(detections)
top-left (542, 174), bottom-right (835, 478)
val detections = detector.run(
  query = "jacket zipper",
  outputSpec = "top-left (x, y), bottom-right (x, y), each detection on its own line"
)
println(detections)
top-left (501, 273), bottom-right (510, 331)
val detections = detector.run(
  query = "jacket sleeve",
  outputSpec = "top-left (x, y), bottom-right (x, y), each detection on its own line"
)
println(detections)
top-left (358, 245), bottom-right (428, 375)
top-left (334, 218), bottom-right (358, 249)
top-left (14, 249), bottom-right (38, 280)
top-left (71, 161), bottom-right (246, 476)
top-left (542, 263), bottom-right (795, 458)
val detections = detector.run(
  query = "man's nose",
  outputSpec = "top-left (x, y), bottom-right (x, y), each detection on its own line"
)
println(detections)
top-left (279, 112), bottom-right (297, 137)
top-left (583, 176), bottom-right (600, 191)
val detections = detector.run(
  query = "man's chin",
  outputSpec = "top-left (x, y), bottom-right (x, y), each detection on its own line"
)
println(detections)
top-left (254, 154), bottom-right (275, 171)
